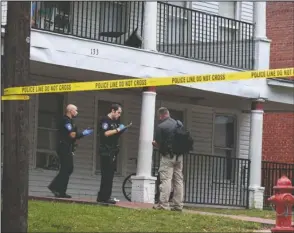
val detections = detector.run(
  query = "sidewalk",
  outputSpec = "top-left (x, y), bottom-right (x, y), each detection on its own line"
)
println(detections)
top-left (29, 195), bottom-right (284, 228)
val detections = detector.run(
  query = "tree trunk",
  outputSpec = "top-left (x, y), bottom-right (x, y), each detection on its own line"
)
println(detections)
top-left (1, 2), bottom-right (31, 232)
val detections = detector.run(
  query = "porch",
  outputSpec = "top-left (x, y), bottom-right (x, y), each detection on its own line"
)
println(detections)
top-left (0, 59), bottom-right (292, 208)
top-left (23, 61), bottom-right (255, 207)
top-left (26, 1), bottom-right (254, 70)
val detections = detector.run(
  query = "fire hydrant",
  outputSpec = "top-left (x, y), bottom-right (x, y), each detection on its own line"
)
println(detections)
top-left (268, 175), bottom-right (294, 233)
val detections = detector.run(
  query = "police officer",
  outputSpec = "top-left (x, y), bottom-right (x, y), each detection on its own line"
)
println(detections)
top-left (48, 104), bottom-right (93, 198)
top-left (96, 103), bottom-right (129, 204)
top-left (152, 107), bottom-right (185, 211)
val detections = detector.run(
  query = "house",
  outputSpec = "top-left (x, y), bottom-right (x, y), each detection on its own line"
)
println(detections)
top-left (262, 1), bottom-right (294, 164)
top-left (260, 1), bottom-right (294, 209)
top-left (1, 1), bottom-right (293, 210)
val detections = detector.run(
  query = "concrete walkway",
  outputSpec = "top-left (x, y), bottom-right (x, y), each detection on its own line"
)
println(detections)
top-left (29, 195), bottom-right (285, 231)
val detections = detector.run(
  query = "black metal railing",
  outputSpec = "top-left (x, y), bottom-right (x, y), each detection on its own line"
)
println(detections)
top-left (2, 1), bottom-right (255, 69)
top-left (31, 1), bottom-right (144, 48)
top-left (157, 2), bottom-right (255, 70)
top-left (152, 150), bottom-right (251, 208)
top-left (262, 161), bottom-right (294, 209)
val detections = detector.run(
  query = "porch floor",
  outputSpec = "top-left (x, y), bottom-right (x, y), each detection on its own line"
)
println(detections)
top-left (28, 195), bottom-right (283, 227)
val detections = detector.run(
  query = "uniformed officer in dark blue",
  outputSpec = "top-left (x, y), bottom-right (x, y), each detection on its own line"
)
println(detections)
top-left (96, 103), bottom-right (129, 204)
top-left (48, 104), bottom-right (93, 198)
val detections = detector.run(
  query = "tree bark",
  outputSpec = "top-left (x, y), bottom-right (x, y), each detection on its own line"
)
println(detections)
top-left (2, 2), bottom-right (31, 232)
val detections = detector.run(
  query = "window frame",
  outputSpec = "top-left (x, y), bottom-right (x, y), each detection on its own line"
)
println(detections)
top-left (218, 1), bottom-right (241, 20)
top-left (34, 93), bottom-right (66, 170)
top-left (212, 113), bottom-right (238, 183)
top-left (162, 1), bottom-right (192, 46)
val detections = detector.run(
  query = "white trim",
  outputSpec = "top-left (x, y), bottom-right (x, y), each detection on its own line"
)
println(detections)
top-left (212, 110), bottom-right (239, 183)
top-left (267, 79), bottom-right (294, 88)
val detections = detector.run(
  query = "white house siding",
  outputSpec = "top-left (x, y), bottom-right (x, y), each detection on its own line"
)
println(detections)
top-left (192, 2), bottom-right (219, 15)
top-left (191, 1), bottom-right (253, 23)
top-left (238, 112), bottom-right (251, 159)
top-left (241, 2), bottom-right (254, 23)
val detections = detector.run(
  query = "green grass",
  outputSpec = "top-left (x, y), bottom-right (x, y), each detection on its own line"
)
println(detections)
top-left (28, 200), bottom-right (267, 232)
top-left (185, 206), bottom-right (275, 220)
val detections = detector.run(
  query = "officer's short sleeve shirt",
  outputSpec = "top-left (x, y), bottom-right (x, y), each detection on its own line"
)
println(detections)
top-left (59, 115), bottom-right (76, 144)
top-left (99, 116), bottom-right (121, 148)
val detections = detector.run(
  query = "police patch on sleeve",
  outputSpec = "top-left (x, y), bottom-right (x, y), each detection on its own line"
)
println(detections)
top-left (102, 122), bottom-right (109, 130)
top-left (65, 123), bottom-right (72, 131)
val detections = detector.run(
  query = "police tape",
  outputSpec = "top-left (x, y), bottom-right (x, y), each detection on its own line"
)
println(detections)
top-left (1, 95), bottom-right (30, 101)
top-left (3, 67), bottom-right (294, 96)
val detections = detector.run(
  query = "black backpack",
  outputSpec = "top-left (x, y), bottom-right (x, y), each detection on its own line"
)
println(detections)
top-left (170, 120), bottom-right (194, 155)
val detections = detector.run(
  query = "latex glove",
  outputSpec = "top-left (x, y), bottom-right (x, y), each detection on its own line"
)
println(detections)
top-left (118, 124), bottom-right (127, 133)
top-left (82, 129), bottom-right (93, 136)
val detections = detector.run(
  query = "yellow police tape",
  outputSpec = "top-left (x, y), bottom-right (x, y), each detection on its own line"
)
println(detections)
top-left (3, 67), bottom-right (294, 96)
top-left (1, 95), bottom-right (30, 101)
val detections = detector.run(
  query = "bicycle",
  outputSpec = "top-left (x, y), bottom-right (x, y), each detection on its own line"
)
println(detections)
top-left (122, 158), bottom-right (173, 203)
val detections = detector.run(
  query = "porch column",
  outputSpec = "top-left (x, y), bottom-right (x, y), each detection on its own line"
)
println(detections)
top-left (253, 2), bottom-right (271, 69)
top-left (142, 2), bottom-right (157, 51)
top-left (248, 98), bottom-right (265, 209)
top-left (131, 87), bottom-right (157, 203)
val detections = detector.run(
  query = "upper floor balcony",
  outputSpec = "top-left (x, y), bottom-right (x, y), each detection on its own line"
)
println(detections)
top-left (2, 1), bottom-right (255, 70)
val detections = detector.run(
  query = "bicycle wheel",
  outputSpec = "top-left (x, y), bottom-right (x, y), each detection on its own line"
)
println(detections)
top-left (122, 173), bottom-right (136, 202)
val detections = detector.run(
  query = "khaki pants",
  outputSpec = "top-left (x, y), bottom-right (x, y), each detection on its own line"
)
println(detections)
top-left (157, 154), bottom-right (184, 210)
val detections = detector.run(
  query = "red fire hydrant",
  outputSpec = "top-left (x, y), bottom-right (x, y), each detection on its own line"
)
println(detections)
top-left (268, 175), bottom-right (294, 233)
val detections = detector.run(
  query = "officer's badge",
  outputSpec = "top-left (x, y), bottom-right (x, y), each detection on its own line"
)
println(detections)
top-left (102, 122), bottom-right (108, 130)
top-left (65, 123), bottom-right (72, 131)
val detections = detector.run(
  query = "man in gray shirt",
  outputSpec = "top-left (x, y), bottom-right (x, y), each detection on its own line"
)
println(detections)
top-left (152, 107), bottom-right (184, 211)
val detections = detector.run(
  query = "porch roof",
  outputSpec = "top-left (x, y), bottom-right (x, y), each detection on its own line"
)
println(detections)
top-left (30, 61), bottom-right (294, 112)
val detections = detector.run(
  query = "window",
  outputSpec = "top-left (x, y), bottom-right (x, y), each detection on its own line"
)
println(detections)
top-left (36, 94), bottom-right (64, 170)
top-left (219, 2), bottom-right (237, 19)
top-left (169, 109), bottom-right (185, 123)
top-left (163, 1), bottom-right (191, 46)
top-left (213, 115), bottom-right (236, 181)
top-left (96, 100), bottom-right (122, 173)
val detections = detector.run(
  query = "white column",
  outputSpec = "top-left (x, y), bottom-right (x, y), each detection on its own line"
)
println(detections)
top-left (142, 2), bottom-right (158, 51)
top-left (248, 98), bottom-right (265, 209)
top-left (131, 87), bottom-right (157, 203)
top-left (253, 2), bottom-right (267, 39)
top-left (136, 87), bottom-right (156, 177)
top-left (253, 2), bottom-right (271, 70)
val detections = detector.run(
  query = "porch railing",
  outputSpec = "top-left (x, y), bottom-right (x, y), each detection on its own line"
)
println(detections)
top-left (152, 150), bottom-right (251, 208)
top-left (262, 161), bottom-right (294, 209)
top-left (157, 1), bottom-right (255, 70)
top-left (2, 1), bottom-right (255, 69)
top-left (31, 1), bottom-right (145, 48)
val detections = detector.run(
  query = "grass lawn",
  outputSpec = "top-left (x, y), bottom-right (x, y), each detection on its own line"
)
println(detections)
top-left (185, 206), bottom-right (275, 220)
top-left (28, 200), bottom-right (268, 232)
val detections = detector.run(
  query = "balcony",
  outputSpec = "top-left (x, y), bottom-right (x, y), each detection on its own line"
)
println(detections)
top-left (2, 1), bottom-right (254, 70)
